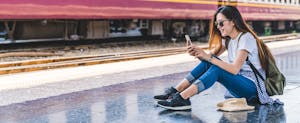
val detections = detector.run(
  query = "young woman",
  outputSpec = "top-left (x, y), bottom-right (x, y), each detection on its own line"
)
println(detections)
top-left (154, 6), bottom-right (282, 110)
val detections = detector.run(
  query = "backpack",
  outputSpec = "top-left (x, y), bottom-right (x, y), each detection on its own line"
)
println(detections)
top-left (227, 33), bottom-right (286, 96)
top-left (246, 49), bottom-right (286, 96)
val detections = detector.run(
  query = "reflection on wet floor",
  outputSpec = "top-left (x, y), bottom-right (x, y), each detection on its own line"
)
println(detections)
top-left (0, 51), bottom-right (299, 123)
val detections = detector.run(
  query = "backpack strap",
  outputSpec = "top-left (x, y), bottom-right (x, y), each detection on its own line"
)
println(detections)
top-left (246, 57), bottom-right (265, 94)
top-left (225, 32), bottom-right (245, 49)
top-left (246, 57), bottom-right (265, 81)
top-left (244, 36), bottom-right (266, 82)
top-left (225, 39), bottom-right (229, 49)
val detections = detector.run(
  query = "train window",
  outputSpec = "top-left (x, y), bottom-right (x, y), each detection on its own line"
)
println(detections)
top-left (0, 22), bottom-right (6, 41)
top-left (109, 20), bottom-right (126, 33)
top-left (139, 20), bottom-right (149, 29)
top-left (109, 20), bottom-right (143, 37)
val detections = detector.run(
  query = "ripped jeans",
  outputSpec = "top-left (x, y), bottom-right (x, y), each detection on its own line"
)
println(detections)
top-left (185, 60), bottom-right (258, 101)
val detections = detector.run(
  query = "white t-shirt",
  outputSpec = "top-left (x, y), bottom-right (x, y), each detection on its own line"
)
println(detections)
top-left (225, 32), bottom-right (262, 71)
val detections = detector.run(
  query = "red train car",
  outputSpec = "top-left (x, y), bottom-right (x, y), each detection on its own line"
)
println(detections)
top-left (0, 0), bottom-right (299, 43)
top-left (0, 0), bottom-right (218, 19)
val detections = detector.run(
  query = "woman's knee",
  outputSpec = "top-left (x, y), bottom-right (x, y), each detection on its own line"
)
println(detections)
top-left (197, 60), bottom-right (212, 68)
top-left (208, 65), bottom-right (225, 73)
top-left (186, 61), bottom-right (212, 83)
top-left (187, 64), bottom-right (223, 88)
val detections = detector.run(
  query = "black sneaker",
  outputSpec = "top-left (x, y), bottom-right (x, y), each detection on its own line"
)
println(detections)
top-left (154, 87), bottom-right (178, 101)
top-left (157, 93), bottom-right (191, 110)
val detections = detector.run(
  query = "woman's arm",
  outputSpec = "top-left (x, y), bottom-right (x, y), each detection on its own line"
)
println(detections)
top-left (188, 45), bottom-right (248, 75)
top-left (210, 45), bottom-right (226, 57)
top-left (210, 49), bottom-right (248, 75)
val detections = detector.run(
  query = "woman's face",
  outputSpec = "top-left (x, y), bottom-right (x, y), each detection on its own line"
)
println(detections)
top-left (216, 13), bottom-right (235, 37)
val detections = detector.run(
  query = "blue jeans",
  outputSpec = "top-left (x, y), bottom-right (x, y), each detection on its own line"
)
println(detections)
top-left (185, 60), bottom-right (258, 101)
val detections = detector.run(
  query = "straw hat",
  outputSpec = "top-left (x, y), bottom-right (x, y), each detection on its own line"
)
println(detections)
top-left (217, 98), bottom-right (255, 112)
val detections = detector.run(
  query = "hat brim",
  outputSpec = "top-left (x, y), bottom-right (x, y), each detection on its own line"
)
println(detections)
top-left (218, 105), bottom-right (254, 112)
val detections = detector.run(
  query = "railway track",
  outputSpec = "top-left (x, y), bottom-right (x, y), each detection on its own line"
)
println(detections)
top-left (0, 33), bottom-right (298, 75)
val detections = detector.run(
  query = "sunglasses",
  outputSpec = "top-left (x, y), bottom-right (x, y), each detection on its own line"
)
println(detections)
top-left (214, 20), bottom-right (230, 27)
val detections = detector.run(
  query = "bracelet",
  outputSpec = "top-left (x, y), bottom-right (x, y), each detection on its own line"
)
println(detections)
top-left (207, 54), bottom-right (214, 62)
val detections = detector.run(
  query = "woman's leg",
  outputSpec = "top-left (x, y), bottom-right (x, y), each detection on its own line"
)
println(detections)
top-left (175, 61), bottom-right (212, 92)
top-left (158, 64), bottom-right (257, 110)
top-left (181, 65), bottom-right (257, 101)
top-left (154, 61), bottom-right (212, 102)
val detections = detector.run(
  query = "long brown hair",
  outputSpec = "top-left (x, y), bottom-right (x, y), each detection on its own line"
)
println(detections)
top-left (208, 6), bottom-right (275, 70)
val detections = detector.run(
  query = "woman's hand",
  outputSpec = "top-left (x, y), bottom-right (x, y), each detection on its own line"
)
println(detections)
top-left (187, 45), bottom-right (198, 56)
top-left (187, 45), bottom-right (210, 61)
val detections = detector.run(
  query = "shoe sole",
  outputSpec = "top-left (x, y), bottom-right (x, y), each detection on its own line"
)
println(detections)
top-left (157, 103), bottom-right (191, 110)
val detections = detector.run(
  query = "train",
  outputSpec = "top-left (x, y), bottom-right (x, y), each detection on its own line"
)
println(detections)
top-left (0, 0), bottom-right (300, 43)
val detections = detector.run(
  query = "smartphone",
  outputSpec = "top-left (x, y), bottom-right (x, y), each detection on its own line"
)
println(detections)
top-left (185, 35), bottom-right (192, 46)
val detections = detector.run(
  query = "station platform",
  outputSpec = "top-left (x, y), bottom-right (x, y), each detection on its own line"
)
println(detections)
top-left (0, 39), bottom-right (300, 122)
